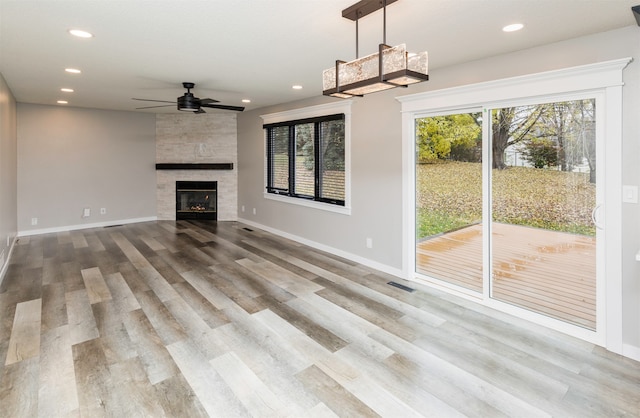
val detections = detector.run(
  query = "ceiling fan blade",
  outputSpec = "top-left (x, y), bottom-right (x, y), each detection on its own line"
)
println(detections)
top-left (135, 104), bottom-right (175, 109)
top-left (200, 103), bottom-right (245, 112)
top-left (132, 98), bottom-right (176, 104)
top-left (200, 98), bottom-right (219, 105)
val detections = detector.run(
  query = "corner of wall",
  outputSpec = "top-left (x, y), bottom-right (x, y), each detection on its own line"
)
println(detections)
top-left (0, 234), bottom-right (17, 286)
top-left (0, 71), bottom-right (18, 287)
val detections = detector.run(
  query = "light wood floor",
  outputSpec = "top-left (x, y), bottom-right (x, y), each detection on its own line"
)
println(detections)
top-left (417, 223), bottom-right (596, 330)
top-left (1, 221), bottom-right (638, 417)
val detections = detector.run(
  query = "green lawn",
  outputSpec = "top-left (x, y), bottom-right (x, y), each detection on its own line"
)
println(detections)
top-left (416, 162), bottom-right (596, 239)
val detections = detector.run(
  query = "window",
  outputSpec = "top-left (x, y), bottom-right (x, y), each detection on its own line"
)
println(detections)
top-left (262, 102), bottom-right (351, 210)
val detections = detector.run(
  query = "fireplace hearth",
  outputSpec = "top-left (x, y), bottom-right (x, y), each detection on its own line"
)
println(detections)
top-left (176, 181), bottom-right (217, 220)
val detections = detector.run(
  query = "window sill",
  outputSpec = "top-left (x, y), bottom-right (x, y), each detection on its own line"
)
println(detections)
top-left (264, 192), bottom-right (351, 215)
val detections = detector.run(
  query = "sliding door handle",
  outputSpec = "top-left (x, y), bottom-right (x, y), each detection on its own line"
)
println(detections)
top-left (591, 204), bottom-right (604, 230)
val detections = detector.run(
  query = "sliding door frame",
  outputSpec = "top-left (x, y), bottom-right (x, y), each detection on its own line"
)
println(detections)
top-left (399, 58), bottom-right (631, 352)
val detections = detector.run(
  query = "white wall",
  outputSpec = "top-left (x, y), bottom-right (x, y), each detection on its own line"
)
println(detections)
top-left (237, 26), bottom-right (640, 354)
top-left (17, 104), bottom-right (157, 233)
top-left (238, 94), bottom-right (404, 272)
top-left (0, 72), bottom-right (17, 281)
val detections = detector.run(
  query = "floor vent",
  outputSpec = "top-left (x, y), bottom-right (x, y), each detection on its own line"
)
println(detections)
top-left (387, 281), bottom-right (416, 293)
top-left (242, 227), bottom-right (253, 232)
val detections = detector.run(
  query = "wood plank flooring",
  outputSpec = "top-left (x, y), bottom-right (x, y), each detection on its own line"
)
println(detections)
top-left (1, 220), bottom-right (638, 417)
top-left (416, 223), bottom-right (596, 329)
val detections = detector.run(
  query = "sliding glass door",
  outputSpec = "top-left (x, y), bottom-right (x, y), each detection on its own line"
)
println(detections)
top-left (415, 99), bottom-right (598, 331)
top-left (415, 111), bottom-right (483, 292)
top-left (489, 99), bottom-right (597, 330)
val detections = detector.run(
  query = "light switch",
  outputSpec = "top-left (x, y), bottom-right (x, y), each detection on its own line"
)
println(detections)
top-left (622, 185), bottom-right (638, 204)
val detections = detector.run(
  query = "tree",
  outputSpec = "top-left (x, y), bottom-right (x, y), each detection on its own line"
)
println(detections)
top-left (449, 113), bottom-right (482, 162)
top-left (295, 124), bottom-right (314, 170)
top-left (299, 119), bottom-right (345, 171)
top-left (576, 100), bottom-right (597, 183)
top-left (321, 119), bottom-right (345, 171)
top-left (492, 106), bottom-right (544, 169)
top-left (540, 103), bottom-right (568, 171)
top-left (521, 99), bottom-right (596, 181)
top-left (416, 113), bottom-right (481, 163)
top-left (522, 137), bottom-right (559, 168)
top-left (546, 99), bottom-right (596, 181)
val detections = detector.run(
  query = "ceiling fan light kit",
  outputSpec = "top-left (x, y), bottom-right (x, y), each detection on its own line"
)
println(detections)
top-left (323, 0), bottom-right (429, 98)
top-left (133, 82), bottom-right (244, 113)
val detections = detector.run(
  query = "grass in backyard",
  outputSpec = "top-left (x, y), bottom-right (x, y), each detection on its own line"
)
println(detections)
top-left (416, 161), bottom-right (596, 239)
top-left (417, 209), bottom-right (479, 239)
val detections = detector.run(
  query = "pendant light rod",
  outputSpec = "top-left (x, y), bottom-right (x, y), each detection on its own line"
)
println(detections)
top-left (356, 14), bottom-right (359, 58)
top-left (349, 0), bottom-right (392, 58)
top-left (382, 0), bottom-right (387, 44)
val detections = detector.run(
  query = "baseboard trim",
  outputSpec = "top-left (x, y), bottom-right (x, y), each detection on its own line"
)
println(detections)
top-left (237, 217), bottom-right (404, 279)
top-left (17, 216), bottom-right (158, 237)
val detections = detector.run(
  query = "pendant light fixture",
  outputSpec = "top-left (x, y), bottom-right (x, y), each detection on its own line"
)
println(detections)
top-left (322, 0), bottom-right (428, 98)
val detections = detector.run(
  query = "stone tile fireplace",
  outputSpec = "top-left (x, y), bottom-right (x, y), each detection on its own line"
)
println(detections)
top-left (155, 113), bottom-right (238, 221)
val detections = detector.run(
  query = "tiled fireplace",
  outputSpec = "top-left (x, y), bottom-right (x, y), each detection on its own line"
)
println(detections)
top-left (155, 113), bottom-right (238, 221)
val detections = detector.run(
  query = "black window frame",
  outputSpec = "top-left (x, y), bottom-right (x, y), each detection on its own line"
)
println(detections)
top-left (265, 113), bottom-right (345, 206)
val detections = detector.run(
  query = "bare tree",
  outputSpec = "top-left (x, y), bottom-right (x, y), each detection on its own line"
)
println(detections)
top-left (529, 99), bottom-right (596, 180)
top-left (492, 106), bottom-right (544, 169)
top-left (575, 99), bottom-right (597, 183)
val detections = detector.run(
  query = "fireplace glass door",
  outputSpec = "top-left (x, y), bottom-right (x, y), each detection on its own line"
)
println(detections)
top-left (176, 181), bottom-right (217, 220)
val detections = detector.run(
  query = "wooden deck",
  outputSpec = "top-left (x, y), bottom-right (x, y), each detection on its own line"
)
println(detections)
top-left (416, 223), bottom-right (596, 330)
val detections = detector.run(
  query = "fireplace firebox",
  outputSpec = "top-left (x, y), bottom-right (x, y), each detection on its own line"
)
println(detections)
top-left (176, 181), bottom-right (217, 220)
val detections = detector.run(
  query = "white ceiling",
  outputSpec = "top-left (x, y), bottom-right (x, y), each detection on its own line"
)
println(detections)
top-left (1, 0), bottom-right (638, 113)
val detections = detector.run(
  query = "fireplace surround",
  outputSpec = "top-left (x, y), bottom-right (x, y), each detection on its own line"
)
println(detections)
top-left (176, 181), bottom-right (217, 220)
top-left (155, 113), bottom-right (238, 221)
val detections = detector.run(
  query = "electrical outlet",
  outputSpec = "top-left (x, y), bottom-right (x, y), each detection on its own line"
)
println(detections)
top-left (252, 208), bottom-right (256, 215)
top-left (241, 205), bottom-right (245, 212)
top-left (31, 217), bottom-right (38, 226)
top-left (366, 237), bottom-right (373, 248)
top-left (100, 208), bottom-right (107, 215)
top-left (83, 207), bottom-right (91, 217)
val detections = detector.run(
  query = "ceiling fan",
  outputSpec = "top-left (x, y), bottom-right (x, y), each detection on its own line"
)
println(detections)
top-left (133, 82), bottom-right (245, 113)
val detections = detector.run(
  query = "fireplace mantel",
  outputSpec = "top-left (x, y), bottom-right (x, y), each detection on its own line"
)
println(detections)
top-left (155, 163), bottom-right (233, 170)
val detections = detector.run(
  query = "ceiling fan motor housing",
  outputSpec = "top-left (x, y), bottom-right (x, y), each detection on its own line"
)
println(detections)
top-left (177, 92), bottom-right (200, 111)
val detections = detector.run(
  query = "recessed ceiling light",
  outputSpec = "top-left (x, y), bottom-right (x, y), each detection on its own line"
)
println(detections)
top-left (242, 99), bottom-right (251, 103)
top-left (57, 100), bottom-right (68, 104)
top-left (65, 68), bottom-right (81, 74)
top-left (68, 29), bottom-right (93, 38)
top-left (503, 23), bottom-right (524, 32)
top-left (292, 85), bottom-right (303, 90)
top-left (60, 88), bottom-right (74, 92)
